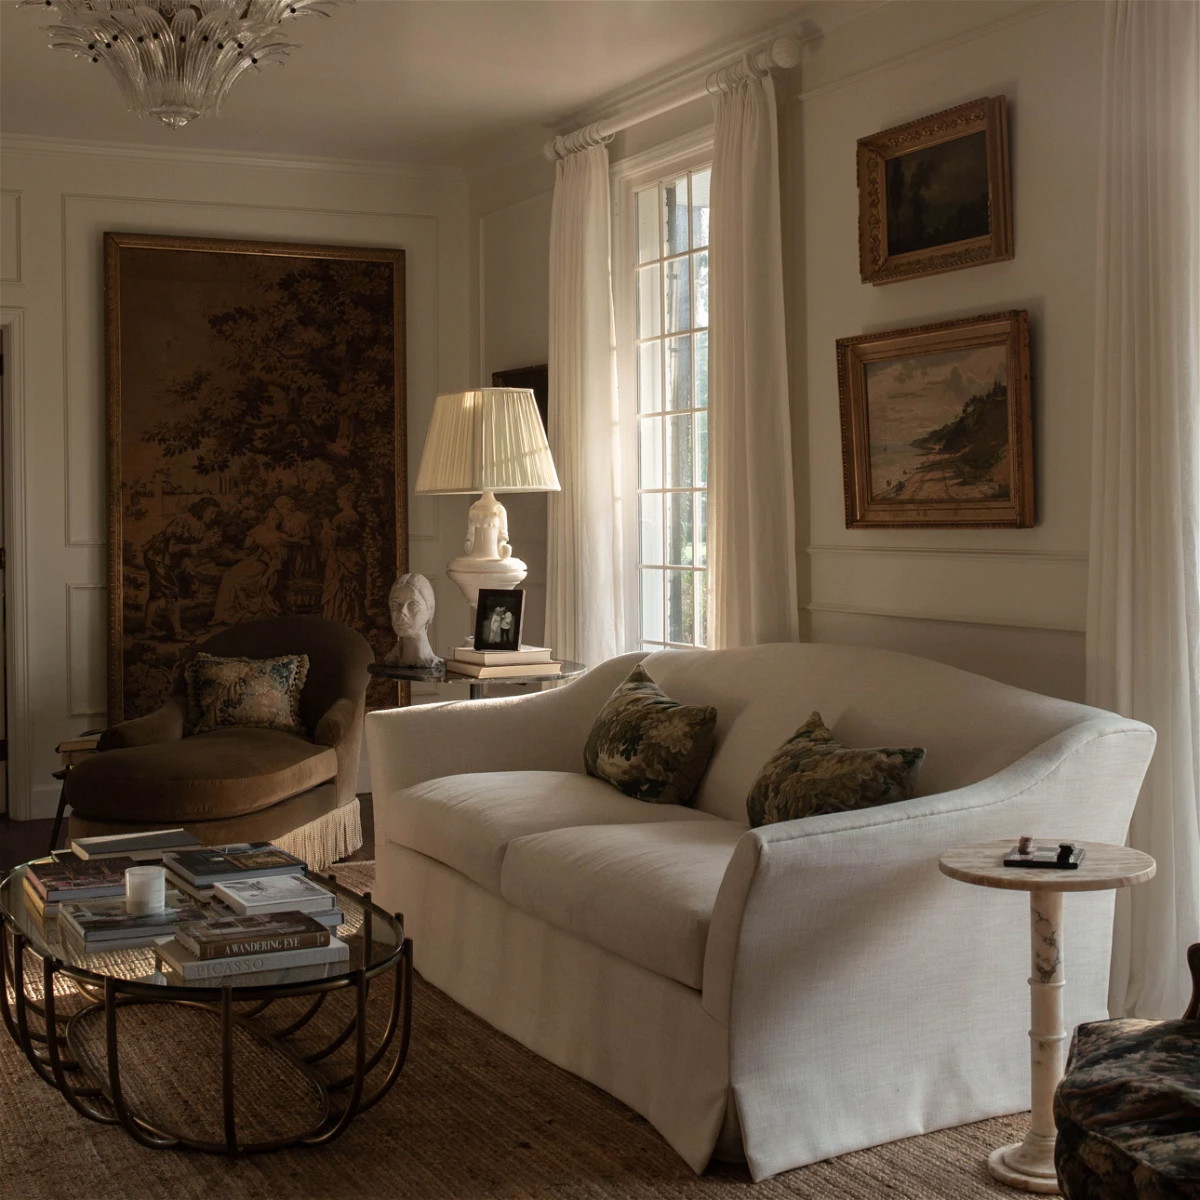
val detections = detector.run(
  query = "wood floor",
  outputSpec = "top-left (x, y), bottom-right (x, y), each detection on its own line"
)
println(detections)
top-left (0, 795), bottom-right (376, 873)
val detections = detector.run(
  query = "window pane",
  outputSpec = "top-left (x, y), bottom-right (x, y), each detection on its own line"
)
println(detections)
top-left (666, 491), bottom-right (693, 566)
top-left (662, 176), bottom-right (689, 256)
top-left (638, 415), bottom-right (663, 488)
top-left (693, 250), bottom-right (709, 327)
top-left (664, 257), bottom-right (690, 335)
top-left (641, 568), bottom-right (664, 642)
top-left (638, 341), bottom-right (662, 414)
top-left (665, 413), bottom-right (692, 488)
top-left (695, 409), bottom-right (708, 487)
top-left (637, 264), bottom-right (661, 338)
top-left (636, 186), bottom-right (659, 264)
top-left (694, 330), bottom-right (709, 408)
top-left (667, 569), bottom-right (693, 644)
top-left (695, 489), bottom-right (708, 567)
top-left (691, 168), bottom-right (711, 248)
top-left (639, 493), bottom-right (664, 566)
top-left (665, 335), bottom-right (692, 411)
top-left (694, 572), bottom-right (708, 646)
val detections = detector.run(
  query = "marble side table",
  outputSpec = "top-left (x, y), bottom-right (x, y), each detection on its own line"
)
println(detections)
top-left (939, 839), bottom-right (1155, 1195)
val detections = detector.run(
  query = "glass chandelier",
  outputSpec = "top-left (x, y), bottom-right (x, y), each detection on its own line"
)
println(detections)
top-left (23, 0), bottom-right (344, 128)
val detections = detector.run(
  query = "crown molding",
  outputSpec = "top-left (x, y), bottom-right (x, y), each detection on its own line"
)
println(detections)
top-left (0, 132), bottom-right (466, 184)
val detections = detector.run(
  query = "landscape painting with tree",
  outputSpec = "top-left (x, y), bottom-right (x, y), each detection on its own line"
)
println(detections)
top-left (836, 310), bottom-right (1033, 528)
top-left (105, 233), bottom-right (406, 719)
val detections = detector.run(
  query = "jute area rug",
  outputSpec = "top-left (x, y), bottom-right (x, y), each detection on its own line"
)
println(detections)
top-left (2, 860), bottom-right (1029, 1200)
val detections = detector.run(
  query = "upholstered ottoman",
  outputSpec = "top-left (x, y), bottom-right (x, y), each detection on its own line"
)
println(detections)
top-left (1054, 1017), bottom-right (1200, 1199)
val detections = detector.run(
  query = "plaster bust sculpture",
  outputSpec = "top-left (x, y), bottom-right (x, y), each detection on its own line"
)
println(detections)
top-left (384, 572), bottom-right (444, 670)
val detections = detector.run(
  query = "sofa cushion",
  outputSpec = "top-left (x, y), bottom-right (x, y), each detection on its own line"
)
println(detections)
top-left (746, 711), bottom-right (925, 828)
top-left (501, 820), bottom-right (745, 989)
top-left (65, 727), bottom-right (337, 822)
top-left (184, 652), bottom-right (310, 736)
top-left (376, 770), bottom-right (722, 896)
top-left (584, 664), bottom-right (717, 804)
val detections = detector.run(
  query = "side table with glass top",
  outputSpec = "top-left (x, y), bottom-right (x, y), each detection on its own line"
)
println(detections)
top-left (370, 658), bottom-right (586, 701)
top-left (0, 860), bottom-right (412, 1153)
top-left (939, 840), bottom-right (1155, 1195)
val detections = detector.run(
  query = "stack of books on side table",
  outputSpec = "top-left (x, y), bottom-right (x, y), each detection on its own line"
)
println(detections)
top-left (58, 894), bottom-right (207, 953)
top-left (445, 644), bottom-right (563, 679)
top-left (23, 855), bottom-right (138, 918)
top-left (156, 897), bottom-right (348, 986)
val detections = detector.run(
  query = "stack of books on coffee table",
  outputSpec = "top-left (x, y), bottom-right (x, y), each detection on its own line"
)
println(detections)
top-left (162, 843), bottom-right (307, 903)
top-left (23, 855), bottom-right (138, 917)
top-left (445, 644), bottom-right (562, 679)
top-left (58, 893), bottom-right (207, 953)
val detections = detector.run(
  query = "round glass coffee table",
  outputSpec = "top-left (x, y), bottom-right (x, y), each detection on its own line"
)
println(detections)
top-left (0, 860), bottom-right (411, 1154)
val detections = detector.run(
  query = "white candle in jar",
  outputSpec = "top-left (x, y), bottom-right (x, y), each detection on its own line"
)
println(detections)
top-left (125, 864), bottom-right (166, 914)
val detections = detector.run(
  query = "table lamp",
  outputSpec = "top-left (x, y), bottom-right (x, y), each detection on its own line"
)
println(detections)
top-left (415, 387), bottom-right (560, 638)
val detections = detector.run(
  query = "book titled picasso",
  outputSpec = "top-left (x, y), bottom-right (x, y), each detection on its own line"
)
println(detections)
top-left (174, 910), bottom-right (332, 960)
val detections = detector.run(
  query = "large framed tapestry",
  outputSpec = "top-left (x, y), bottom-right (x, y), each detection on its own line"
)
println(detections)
top-left (105, 232), bottom-right (406, 720)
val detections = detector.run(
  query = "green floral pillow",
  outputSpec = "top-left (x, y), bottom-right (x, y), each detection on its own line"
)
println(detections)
top-left (584, 664), bottom-right (718, 805)
top-left (184, 652), bottom-right (310, 737)
top-left (746, 712), bottom-right (925, 828)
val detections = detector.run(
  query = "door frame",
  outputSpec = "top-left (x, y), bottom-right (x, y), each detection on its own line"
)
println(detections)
top-left (0, 308), bottom-right (31, 820)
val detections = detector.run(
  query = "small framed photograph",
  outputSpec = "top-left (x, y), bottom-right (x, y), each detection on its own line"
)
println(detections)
top-left (857, 95), bottom-right (1012, 285)
top-left (473, 589), bottom-right (525, 652)
top-left (836, 309), bottom-right (1033, 528)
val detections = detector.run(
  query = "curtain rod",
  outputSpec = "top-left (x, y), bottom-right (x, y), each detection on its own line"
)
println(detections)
top-left (544, 34), bottom-right (806, 161)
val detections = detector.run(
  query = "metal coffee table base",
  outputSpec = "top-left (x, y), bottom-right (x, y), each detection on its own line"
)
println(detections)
top-left (1, 916), bottom-right (412, 1154)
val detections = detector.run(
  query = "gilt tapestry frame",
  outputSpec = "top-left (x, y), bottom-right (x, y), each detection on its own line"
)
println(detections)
top-left (857, 96), bottom-right (1012, 285)
top-left (836, 310), bottom-right (1033, 529)
top-left (105, 232), bottom-right (406, 720)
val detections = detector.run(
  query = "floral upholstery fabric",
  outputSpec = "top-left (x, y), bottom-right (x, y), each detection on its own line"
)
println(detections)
top-left (184, 652), bottom-right (309, 737)
top-left (745, 711), bottom-right (925, 828)
top-left (1054, 1018), bottom-right (1200, 1200)
top-left (583, 664), bottom-right (717, 805)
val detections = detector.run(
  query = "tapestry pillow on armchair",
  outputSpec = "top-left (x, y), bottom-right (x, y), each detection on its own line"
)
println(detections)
top-left (184, 652), bottom-right (310, 736)
top-left (747, 711), bottom-right (925, 828)
top-left (584, 664), bottom-right (717, 805)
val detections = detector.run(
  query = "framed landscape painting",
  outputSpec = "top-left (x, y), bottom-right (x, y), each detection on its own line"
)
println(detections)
top-left (836, 310), bottom-right (1033, 529)
top-left (857, 96), bottom-right (1012, 285)
top-left (105, 232), bottom-right (406, 720)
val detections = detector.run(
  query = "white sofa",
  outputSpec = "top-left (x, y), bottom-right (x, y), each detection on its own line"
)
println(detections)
top-left (364, 643), bottom-right (1155, 1181)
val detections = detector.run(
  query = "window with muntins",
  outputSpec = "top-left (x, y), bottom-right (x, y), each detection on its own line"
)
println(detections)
top-left (631, 166), bottom-right (710, 650)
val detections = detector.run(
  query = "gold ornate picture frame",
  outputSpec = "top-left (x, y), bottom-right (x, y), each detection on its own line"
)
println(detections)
top-left (836, 310), bottom-right (1033, 529)
top-left (105, 232), bottom-right (407, 720)
top-left (857, 96), bottom-right (1012, 285)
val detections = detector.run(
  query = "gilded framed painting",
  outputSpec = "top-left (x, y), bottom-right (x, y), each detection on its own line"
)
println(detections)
top-left (857, 96), bottom-right (1012, 285)
top-left (836, 310), bottom-right (1033, 529)
top-left (105, 232), bottom-right (406, 720)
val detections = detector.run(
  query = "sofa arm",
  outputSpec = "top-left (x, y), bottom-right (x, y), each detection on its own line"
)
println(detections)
top-left (98, 697), bottom-right (186, 749)
top-left (698, 717), bottom-right (1155, 1180)
top-left (313, 695), bottom-right (356, 748)
top-left (364, 652), bottom-right (645, 800)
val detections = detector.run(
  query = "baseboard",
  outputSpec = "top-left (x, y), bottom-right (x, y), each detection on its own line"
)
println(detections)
top-left (25, 783), bottom-right (61, 822)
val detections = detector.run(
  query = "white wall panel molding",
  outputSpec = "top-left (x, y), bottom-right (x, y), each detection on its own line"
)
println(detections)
top-left (65, 583), bottom-right (107, 718)
top-left (790, 0), bottom-right (1072, 106)
top-left (807, 601), bottom-right (1082, 635)
top-left (60, 192), bottom-right (440, 547)
top-left (1, 307), bottom-right (33, 818)
top-left (2, 133), bottom-right (464, 184)
top-left (0, 192), bottom-right (21, 283)
top-left (808, 543), bottom-right (1087, 564)
top-left (808, 545), bottom-right (1087, 633)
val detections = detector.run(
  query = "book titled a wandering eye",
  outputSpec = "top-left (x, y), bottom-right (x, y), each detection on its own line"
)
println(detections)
top-left (174, 910), bottom-right (332, 960)
top-left (213, 873), bottom-right (337, 916)
top-left (161, 843), bottom-right (306, 886)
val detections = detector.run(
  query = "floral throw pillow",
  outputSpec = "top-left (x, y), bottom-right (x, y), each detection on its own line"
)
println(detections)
top-left (584, 664), bottom-right (718, 805)
top-left (746, 711), bottom-right (925, 828)
top-left (184, 652), bottom-right (310, 737)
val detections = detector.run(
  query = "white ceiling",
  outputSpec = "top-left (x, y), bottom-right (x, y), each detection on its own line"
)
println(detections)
top-left (0, 0), bottom-right (804, 170)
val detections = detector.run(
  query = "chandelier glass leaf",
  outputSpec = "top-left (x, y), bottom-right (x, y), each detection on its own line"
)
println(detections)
top-left (23, 0), bottom-right (344, 128)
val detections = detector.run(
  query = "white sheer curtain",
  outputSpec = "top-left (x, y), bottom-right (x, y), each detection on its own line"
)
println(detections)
top-left (1088, 0), bottom-right (1200, 1019)
top-left (707, 72), bottom-right (799, 648)
top-left (545, 143), bottom-right (625, 666)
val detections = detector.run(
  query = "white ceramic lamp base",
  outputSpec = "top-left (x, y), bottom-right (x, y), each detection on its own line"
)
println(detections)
top-left (447, 491), bottom-right (528, 642)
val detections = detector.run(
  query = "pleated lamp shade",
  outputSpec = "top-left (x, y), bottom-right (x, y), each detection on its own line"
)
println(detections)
top-left (414, 388), bottom-right (561, 495)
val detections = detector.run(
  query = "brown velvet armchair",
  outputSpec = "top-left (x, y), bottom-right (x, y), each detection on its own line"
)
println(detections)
top-left (65, 617), bottom-right (374, 871)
